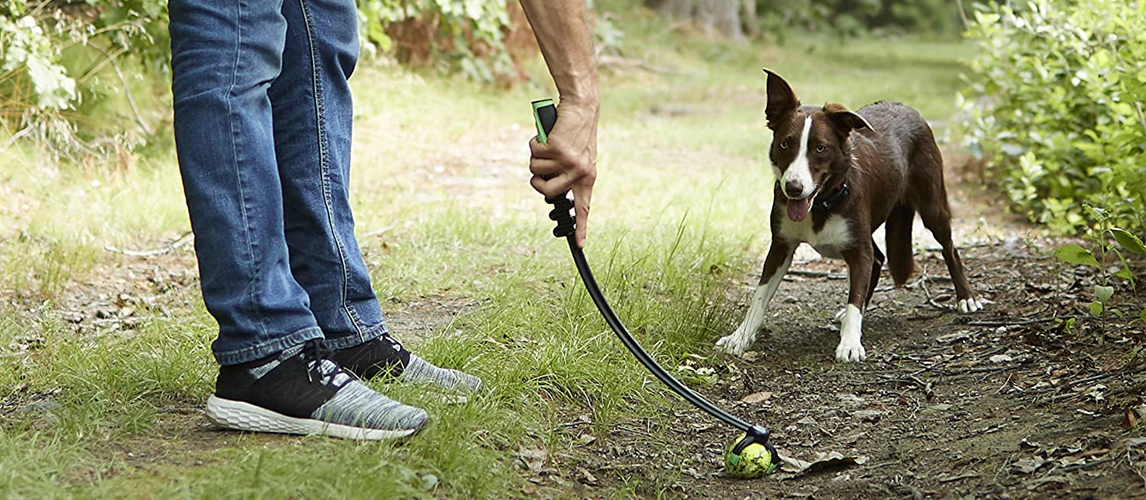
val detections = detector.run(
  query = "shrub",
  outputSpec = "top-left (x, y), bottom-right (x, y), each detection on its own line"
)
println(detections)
top-left (1, 0), bottom-right (525, 156)
top-left (753, 0), bottom-right (964, 39)
top-left (961, 0), bottom-right (1146, 234)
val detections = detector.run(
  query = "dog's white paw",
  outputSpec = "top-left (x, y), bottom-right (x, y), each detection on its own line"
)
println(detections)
top-left (957, 297), bottom-right (983, 314)
top-left (835, 338), bottom-right (867, 362)
top-left (715, 330), bottom-right (753, 356)
top-left (834, 307), bottom-right (847, 322)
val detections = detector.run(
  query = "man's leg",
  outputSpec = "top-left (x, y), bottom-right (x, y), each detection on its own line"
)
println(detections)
top-left (169, 0), bottom-right (428, 438)
top-left (269, 0), bottom-right (480, 395)
top-left (170, 0), bottom-right (319, 364)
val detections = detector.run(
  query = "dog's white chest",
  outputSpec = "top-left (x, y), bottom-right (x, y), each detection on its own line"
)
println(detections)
top-left (777, 214), bottom-right (852, 259)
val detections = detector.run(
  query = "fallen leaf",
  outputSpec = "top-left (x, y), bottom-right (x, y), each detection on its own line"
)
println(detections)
top-left (515, 447), bottom-right (548, 474)
top-left (937, 331), bottom-right (973, 343)
top-left (1012, 457), bottom-right (1047, 474)
top-left (779, 451), bottom-right (867, 477)
top-left (740, 391), bottom-right (773, 404)
top-left (418, 474), bottom-right (439, 491)
top-left (576, 466), bottom-right (598, 485)
top-left (578, 433), bottom-right (596, 446)
top-left (1121, 404), bottom-right (1144, 430)
top-left (853, 409), bottom-right (883, 422)
top-left (989, 354), bottom-right (1014, 364)
top-left (1082, 384), bottom-right (1106, 403)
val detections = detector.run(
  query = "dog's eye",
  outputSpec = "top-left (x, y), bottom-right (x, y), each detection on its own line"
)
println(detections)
top-left (815, 144), bottom-right (827, 154)
top-left (779, 141), bottom-right (789, 150)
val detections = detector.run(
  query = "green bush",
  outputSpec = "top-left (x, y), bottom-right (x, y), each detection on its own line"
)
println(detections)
top-left (1, 0), bottom-right (514, 156)
top-left (754, 0), bottom-right (963, 39)
top-left (961, 0), bottom-right (1146, 234)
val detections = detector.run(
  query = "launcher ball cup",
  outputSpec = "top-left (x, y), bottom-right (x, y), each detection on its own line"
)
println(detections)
top-left (724, 435), bottom-right (774, 479)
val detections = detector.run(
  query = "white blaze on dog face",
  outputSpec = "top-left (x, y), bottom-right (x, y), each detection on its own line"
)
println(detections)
top-left (779, 117), bottom-right (815, 199)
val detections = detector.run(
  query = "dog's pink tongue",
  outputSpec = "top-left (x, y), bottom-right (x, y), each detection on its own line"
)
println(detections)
top-left (787, 197), bottom-right (812, 222)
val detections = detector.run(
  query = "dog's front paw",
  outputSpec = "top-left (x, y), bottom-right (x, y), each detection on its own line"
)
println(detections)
top-left (835, 338), bottom-right (867, 362)
top-left (715, 330), bottom-right (753, 356)
top-left (957, 297), bottom-right (983, 314)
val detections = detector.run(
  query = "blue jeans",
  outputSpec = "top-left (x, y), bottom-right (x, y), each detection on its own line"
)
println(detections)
top-left (169, 0), bottom-right (387, 364)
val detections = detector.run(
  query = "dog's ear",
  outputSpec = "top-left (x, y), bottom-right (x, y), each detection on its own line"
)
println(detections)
top-left (763, 69), bottom-right (800, 129)
top-left (823, 103), bottom-right (873, 134)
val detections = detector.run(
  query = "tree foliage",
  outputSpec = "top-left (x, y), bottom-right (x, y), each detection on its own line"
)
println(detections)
top-left (1, 0), bottom-right (515, 156)
top-left (961, 0), bottom-right (1146, 234)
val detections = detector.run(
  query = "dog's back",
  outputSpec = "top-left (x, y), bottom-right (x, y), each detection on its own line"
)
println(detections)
top-left (854, 101), bottom-right (948, 287)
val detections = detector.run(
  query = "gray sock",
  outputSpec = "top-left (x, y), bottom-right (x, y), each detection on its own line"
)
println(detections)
top-left (398, 355), bottom-right (483, 394)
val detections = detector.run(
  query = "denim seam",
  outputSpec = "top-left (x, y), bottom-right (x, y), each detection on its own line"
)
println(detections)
top-left (298, 0), bottom-right (362, 341)
top-left (214, 326), bottom-right (324, 365)
top-left (224, 0), bottom-right (269, 339)
top-left (322, 320), bottom-right (386, 350)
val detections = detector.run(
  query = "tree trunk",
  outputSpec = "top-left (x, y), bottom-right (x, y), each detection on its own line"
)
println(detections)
top-left (646, 0), bottom-right (694, 20)
top-left (741, 0), bottom-right (758, 38)
top-left (646, 0), bottom-right (744, 40)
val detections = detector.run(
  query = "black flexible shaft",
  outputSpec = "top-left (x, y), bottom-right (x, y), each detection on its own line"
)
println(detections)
top-left (535, 100), bottom-right (776, 461)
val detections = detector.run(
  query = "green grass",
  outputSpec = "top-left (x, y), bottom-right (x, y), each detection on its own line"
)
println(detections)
top-left (0, 5), bottom-right (974, 498)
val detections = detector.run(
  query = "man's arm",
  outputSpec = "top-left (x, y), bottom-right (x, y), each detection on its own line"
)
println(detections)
top-left (519, 0), bottom-right (599, 249)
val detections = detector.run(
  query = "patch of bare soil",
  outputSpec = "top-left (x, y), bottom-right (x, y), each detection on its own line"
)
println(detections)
top-left (531, 167), bottom-right (1146, 498)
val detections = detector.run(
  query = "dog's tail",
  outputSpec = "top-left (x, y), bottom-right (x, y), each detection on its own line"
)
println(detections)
top-left (885, 204), bottom-right (916, 287)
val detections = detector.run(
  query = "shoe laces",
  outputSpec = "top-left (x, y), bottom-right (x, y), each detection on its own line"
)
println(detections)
top-left (302, 339), bottom-right (334, 384)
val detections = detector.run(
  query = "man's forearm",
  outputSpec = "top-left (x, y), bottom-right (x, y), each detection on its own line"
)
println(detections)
top-left (518, 0), bottom-right (599, 105)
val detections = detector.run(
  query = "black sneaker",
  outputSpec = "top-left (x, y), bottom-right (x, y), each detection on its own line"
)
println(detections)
top-left (205, 340), bottom-right (428, 440)
top-left (331, 335), bottom-right (483, 403)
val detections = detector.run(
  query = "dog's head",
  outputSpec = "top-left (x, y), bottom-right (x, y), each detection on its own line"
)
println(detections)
top-left (763, 69), bottom-right (872, 222)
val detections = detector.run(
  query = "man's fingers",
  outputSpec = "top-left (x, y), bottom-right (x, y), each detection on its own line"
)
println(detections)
top-left (529, 136), bottom-right (559, 159)
top-left (530, 172), bottom-right (578, 198)
top-left (529, 158), bottom-right (561, 177)
top-left (572, 184), bottom-right (592, 248)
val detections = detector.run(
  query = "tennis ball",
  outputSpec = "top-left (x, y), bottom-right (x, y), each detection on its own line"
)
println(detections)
top-left (724, 434), bottom-right (775, 479)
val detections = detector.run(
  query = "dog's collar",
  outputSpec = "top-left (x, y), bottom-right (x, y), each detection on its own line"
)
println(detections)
top-left (812, 176), bottom-right (849, 212)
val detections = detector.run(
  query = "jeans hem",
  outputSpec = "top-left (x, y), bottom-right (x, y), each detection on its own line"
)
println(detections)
top-left (213, 326), bottom-right (324, 365)
top-left (322, 320), bottom-right (387, 350)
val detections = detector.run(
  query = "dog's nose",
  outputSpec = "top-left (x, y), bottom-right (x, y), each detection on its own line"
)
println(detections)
top-left (784, 180), bottom-right (804, 199)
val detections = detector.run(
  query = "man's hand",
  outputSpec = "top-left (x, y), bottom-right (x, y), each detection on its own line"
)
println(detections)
top-left (520, 0), bottom-right (599, 248)
top-left (528, 99), bottom-right (597, 248)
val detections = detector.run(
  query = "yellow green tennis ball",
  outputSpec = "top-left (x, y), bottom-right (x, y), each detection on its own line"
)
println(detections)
top-left (724, 434), bottom-right (775, 479)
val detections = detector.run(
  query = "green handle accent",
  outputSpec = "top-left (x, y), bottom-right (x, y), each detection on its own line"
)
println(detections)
top-left (532, 98), bottom-right (556, 144)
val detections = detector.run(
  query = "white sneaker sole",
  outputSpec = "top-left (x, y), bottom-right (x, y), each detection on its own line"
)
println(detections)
top-left (205, 395), bottom-right (421, 441)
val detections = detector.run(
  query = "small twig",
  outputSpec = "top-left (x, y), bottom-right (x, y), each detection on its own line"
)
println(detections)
top-left (1045, 456), bottom-right (1114, 475)
top-left (996, 373), bottom-right (1014, 394)
top-left (0, 125), bottom-right (34, 153)
top-left (963, 317), bottom-right (1055, 327)
top-left (1129, 451), bottom-right (1146, 488)
top-left (1026, 372), bottom-right (1115, 396)
top-left (1136, 103), bottom-right (1146, 138)
top-left (787, 269), bottom-right (847, 279)
top-left (922, 242), bottom-right (997, 252)
top-left (363, 225), bottom-right (396, 239)
top-left (955, 0), bottom-right (971, 30)
top-left (104, 232), bottom-right (194, 257)
top-left (907, 312), bottom-right (946, 321)
top-left (598, 54), bottom-right (688, 75)
top-left (939, 471), bottom-right (980, 483)
top-left (89, 43), bottom-right (150, 136)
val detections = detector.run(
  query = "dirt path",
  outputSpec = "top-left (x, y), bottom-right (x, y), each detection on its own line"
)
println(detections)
top-left (18, 124), bottom-right (1145, 499)
top-left (548, 156), bottom-right (1146, 499)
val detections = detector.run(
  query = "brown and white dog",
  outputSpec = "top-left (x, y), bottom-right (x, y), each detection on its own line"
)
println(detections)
top-left (716, 69), bottom-right (982, 362)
